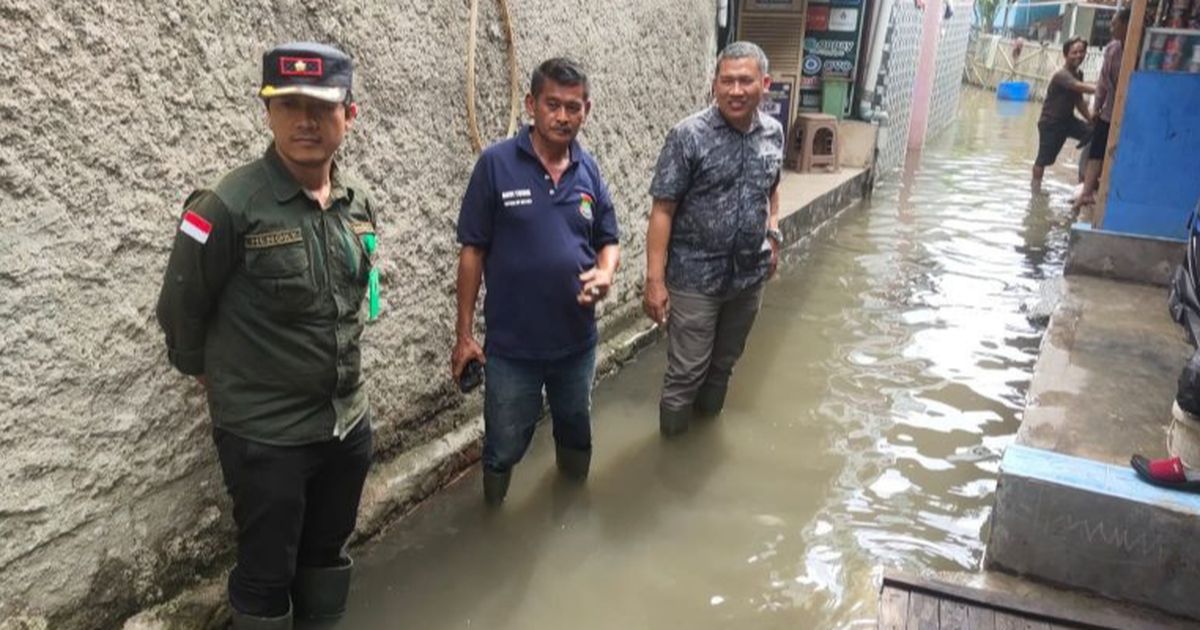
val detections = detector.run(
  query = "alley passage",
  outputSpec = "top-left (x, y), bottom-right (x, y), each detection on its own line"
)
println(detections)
top-left (318, 89), bottom-right (1074, 629)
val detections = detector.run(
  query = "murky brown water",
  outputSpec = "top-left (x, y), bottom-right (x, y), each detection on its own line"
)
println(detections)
top-left (314, 89), bottom-right (1080, 629)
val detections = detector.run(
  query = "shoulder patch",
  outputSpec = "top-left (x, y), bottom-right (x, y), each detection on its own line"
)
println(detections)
top-left (349, 221), bottom-right (374, 236)
top-left (180, 210), bottom-right (212, 244)
top-left (245, 229), bottom-right (302, 249)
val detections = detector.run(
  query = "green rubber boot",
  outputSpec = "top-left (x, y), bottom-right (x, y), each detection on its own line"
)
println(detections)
top-left (555, 444), bottom-right (591, 481)
top-left (292, 559), bottom-right (353, 620)
top-left (231, 602), bottom-right (292, 630)
top-left (483, 468), bottom-right (511, 506)
top-left (659, 404), bottom-right (691, 438)
top-left (694, 384), bottom-right (728, 418)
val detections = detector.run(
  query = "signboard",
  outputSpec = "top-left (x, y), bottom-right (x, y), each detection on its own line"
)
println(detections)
top-left (761, 79), bottom-right (794, 146)
top-left (799, 0), bottom-right (864, 112)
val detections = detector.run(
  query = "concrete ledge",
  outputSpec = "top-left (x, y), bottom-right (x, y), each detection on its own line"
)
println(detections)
top-left (987, 444), bottom-right (1200, 621)
top-left (1064, 224), bottom-right (1185, 287)
top-left (778, 168), bottom-right (871, 243)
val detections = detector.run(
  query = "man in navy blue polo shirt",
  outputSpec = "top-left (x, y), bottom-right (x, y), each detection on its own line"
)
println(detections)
top-left (452, 58), bottom-right (620, 506)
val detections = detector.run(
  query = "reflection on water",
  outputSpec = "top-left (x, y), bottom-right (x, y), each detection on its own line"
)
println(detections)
top-left (319, 89), bottom-right (1076, 630)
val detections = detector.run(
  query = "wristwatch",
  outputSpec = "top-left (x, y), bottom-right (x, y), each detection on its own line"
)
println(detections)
top-left (766, 228), bottom-right (783, 245)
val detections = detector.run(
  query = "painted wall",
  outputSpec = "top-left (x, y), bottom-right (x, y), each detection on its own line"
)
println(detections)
top-left (0, 1), bottom-right (716, 627)
top-left (908, 0), bottom-right (946, 149)
top-left (1102, 72), bottom-right (1200, 240)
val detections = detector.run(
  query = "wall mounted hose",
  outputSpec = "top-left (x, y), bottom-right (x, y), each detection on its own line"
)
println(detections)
top-left (466, 0), bottom-right (521, 154)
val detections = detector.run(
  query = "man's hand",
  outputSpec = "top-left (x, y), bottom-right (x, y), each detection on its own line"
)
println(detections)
top-left (643, 278), bottom-right (670, 326)
top-left (577, 266), bottom-right (614, 306)
top-left (451, 336), bottom-right (486, 381)
top-left (768, 239), bottom-right (780, 279)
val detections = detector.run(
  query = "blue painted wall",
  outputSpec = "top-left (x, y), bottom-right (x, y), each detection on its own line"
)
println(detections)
top-left (1103, 71), bottom-right (1200, 240)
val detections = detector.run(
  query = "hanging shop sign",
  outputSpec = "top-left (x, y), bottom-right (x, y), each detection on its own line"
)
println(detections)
top-left (800, 0), bottom-right (865, 110)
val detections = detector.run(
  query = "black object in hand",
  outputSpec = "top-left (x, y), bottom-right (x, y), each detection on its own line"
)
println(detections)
top-left (458, 359), bottom-right (483, 393)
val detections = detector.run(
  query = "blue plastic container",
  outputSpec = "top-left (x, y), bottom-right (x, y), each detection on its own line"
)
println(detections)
top-left (997, 81), bottom-right (1031, 101)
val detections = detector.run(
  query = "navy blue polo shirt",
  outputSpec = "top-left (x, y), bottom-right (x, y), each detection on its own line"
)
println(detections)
top-left (457, 126), bottom-right (620, 360)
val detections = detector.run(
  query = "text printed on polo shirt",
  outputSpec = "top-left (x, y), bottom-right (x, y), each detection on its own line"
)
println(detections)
top-left (501, 189), bottom-right (533, 208)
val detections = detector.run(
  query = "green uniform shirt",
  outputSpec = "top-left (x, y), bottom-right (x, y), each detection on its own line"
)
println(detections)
top-left (156, 146), bottom-right (377, 445)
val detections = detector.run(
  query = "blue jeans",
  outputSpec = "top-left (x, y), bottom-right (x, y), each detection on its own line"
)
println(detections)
top-left (483, 345), bottom-right (597, 473)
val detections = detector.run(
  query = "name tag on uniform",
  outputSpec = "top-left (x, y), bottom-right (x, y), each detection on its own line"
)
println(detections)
top-left (501, 189), bottom-right (532, 208)
top-left (349, 221), bottom-right (374, 236)
top-left (245, 229), bottom-right (303, 249)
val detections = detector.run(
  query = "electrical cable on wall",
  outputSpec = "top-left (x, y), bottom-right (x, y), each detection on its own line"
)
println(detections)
top-left (466, 0), bottom-right (521, 154)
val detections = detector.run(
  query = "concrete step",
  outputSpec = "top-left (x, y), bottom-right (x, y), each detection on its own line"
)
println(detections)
top-left (987, 443), bottom-right (1200, 621)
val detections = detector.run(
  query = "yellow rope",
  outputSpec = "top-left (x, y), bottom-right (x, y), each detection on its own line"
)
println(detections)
top-left (466, 0), bottom-right (521, 154)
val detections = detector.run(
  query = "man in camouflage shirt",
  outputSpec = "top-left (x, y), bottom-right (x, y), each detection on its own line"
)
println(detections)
top-left (156, 43), bottom-right (375, 629)
top-left (643, 41), bottom-right (784, 437)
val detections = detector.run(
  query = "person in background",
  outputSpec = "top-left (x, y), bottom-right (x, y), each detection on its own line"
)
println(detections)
top-left (643, 41), bottom-right (784, 437)
top-left (156, 42), bottom-right (377, 629)
top-left (1031, 37), bottom-right (1096, 194)
top-left (1074, 6), bottom-right (1132, 216)
top-left (452, 58), bottom-right (620, 506)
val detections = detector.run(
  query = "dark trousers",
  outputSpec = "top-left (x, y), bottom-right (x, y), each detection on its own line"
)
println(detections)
top-left (213, 419), bottom-right (372, 617)
top-left (482, 345), bottom-right (597, 473)
top-left (661, 283), bottom-right (765, 411)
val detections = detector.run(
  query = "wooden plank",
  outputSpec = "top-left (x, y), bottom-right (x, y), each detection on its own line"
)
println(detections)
top-left (881, 571), bottom-right (1184, 630)
top-left (879, 586), bottom-right (910, 630)
top-left (995, 612), bottom-right (1051, 629)
top-left (966, 604), bottom-right (998, 630)
top-left (942, 599), bottom-right (971, 629)
top-left (907, 591), bottom-right (940, 630)
top-left (1092, 0), bottom-right (1149, 228)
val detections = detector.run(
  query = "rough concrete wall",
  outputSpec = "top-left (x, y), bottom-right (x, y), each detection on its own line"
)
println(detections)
top-left (927, 0), bottom-right (974, 137)
top-left (0, 1), bottom-right (715, 627)
top-left (873, 0), bottom-right (924, 175)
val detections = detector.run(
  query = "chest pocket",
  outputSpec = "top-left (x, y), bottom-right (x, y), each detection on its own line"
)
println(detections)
top-left (748, 152), bottom-right (782, 193)
top-left (244, 228), bottom-right (315, 311)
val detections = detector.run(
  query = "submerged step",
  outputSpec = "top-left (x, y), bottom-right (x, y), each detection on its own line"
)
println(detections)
top-left (987, 444), bottom-right (1200, 621)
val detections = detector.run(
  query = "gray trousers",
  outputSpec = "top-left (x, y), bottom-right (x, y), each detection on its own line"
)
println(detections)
top-left (661, 282), bottom-right (765, 411)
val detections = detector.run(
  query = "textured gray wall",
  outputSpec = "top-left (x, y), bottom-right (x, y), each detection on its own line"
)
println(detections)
top-left (0, 1), bottom-right (715, 626)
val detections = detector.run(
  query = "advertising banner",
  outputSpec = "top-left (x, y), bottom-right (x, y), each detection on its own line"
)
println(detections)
top-left (800, 0), bottom-right (864, 111)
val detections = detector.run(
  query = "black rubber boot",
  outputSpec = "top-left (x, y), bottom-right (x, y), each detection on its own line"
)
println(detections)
top-left (231, 602), bottom-right (293, 630)
top-left (292, 559), bottom-right (353, 620)
top-left (693, 384), bottom-right (728, 418)
top-left (483, 468), bottom-right (511, 506)
top-left (659, 404), bottom-right (691, 437)
top-left (555, 444), bottom-right (591, 481)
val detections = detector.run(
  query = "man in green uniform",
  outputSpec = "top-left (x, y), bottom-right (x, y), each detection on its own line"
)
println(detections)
top-left (156, 42), bottom-right (377, 629)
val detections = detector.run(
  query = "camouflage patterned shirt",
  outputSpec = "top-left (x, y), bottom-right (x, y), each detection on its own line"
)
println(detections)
top-left (650, 105), bottom-right (784, 296)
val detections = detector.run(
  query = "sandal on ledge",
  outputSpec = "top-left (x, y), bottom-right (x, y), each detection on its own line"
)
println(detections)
top-left (1130, 454), bottom-right (1200, 492)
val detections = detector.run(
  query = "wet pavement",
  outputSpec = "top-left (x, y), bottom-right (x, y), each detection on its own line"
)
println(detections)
top-left (315, 89), bottom-right (1081, 629)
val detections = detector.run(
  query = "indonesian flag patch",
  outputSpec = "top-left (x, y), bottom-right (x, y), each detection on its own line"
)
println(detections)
top-left (179, 210), bottom-right (212, 244)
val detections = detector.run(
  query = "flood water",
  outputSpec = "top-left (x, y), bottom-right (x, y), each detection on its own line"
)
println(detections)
top-left (319, 89), bottom-right (1081, 629)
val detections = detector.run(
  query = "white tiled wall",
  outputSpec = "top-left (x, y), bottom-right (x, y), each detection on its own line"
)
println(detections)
top-left (929, 0), bottom-right (975, 137)
top-left (874, 0), bottom-right (924, 175)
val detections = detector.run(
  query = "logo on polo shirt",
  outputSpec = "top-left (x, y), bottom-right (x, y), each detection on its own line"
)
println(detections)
top-left (501, 189), bottom-right (532, 208)
top-left (578, 192), bottom-right (594, 221)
